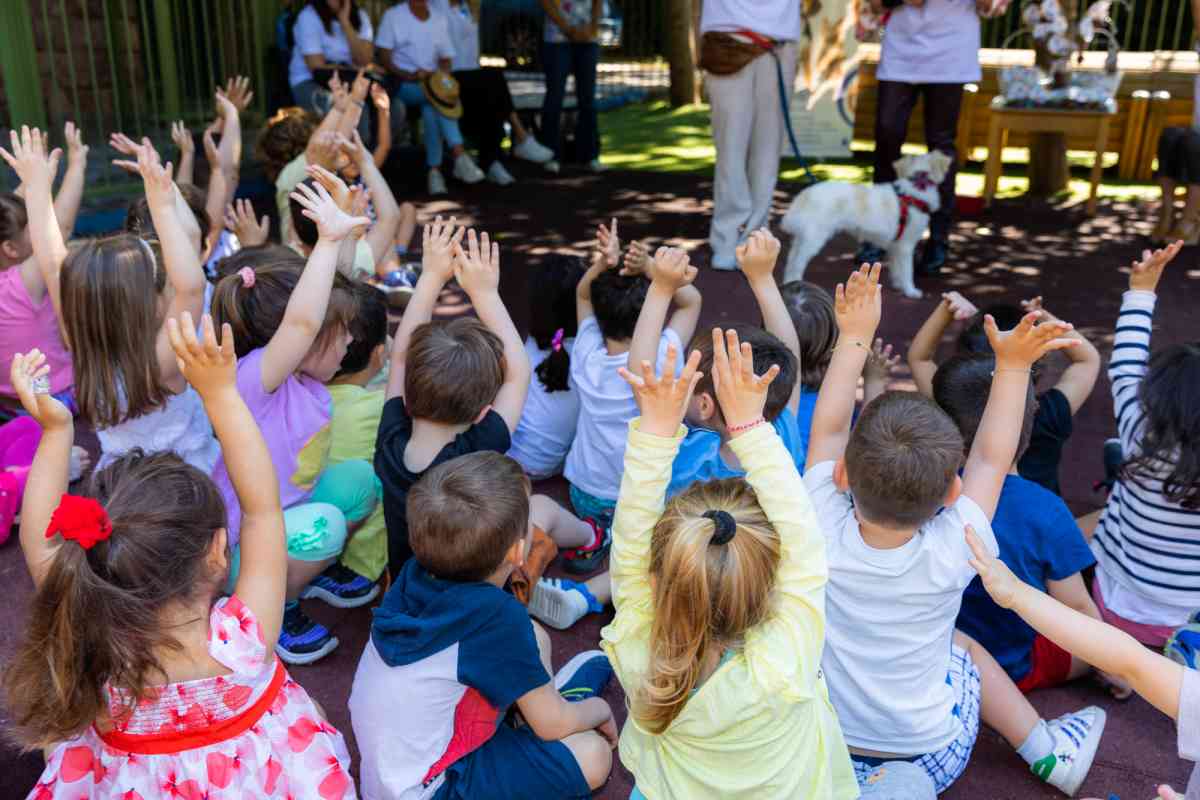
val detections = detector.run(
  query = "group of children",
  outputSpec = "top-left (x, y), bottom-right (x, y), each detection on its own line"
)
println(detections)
top-left (0, 73), bottom-right (1197, 800)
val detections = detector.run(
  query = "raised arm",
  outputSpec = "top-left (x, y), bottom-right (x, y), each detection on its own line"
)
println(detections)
top-left (452, 230), bottom-right (530, 431)
top-left (168, 313), bottom-right (286, 647)
top-left (170, 121), bottom-right (196, 187)
top-left (629, 246), bottom-right (698, 370)
top-left (369, 83), bottom-right (393, 168)
top-left (54, 122), bottom-right (88, 241)
top-left (907, 291), bottom-right (976, 397)
top-left (1022, 296), bottom-right (1100, 415)
top-left (335, 72), bottom-right (370, 142)
top-left (342, 131), bottom-right (400, 270)
top-left (806, 263), bottom-right (881, 467)
top-left (0, 127), bottom-right (66, 317)
top-left (576, 248), bottom-right (609, 326)
top-left (738, 229), bottom-right (801, 413)
top-left (862, 338), bottom-right (899, 406)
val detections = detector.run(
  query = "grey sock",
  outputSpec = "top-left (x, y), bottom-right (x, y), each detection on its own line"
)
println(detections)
top-left (858, 761), bottom-right (937, 800)
top-left (1016, 718), bottom-right (1055, 766)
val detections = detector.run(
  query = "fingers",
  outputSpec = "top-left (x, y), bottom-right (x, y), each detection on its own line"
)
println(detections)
top-left (166, 316), bottom-right (185, 358)
top-left (638, 358), bottom-right (657, 390)
top-left (615, 366), bottom-right (645, 391)
top-left (711, 327), bottom-right (732, 385)
top-left (964, 524), bottom-right (990, 566)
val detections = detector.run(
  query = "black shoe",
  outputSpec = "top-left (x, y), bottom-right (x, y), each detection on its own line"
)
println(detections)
top-left (917, 240), bottom-right (948, 276)
top-left (855, 242), bottom-right (885, 266)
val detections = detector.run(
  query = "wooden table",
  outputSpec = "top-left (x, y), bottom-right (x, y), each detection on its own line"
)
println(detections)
top-left (982, 104), bottom-right (1117, 215)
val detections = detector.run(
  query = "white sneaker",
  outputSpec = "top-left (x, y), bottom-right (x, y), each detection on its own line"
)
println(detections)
top-left (543, 159), bottom-right (561, 174)
top-left (587, 159), bottom-right (608, 173)
top-left (528, 578), bottom-right (589, 630)
top-left (452, 153), bottom-right (485, 184)
top-left (427, 169), bottom-right (447, 196)
top-left (486, 161), bottom-right (516, 186)
top-left (1035, 706), bottom-right (1107, 797)
top-left (512, 136), bottom-right (554, 164)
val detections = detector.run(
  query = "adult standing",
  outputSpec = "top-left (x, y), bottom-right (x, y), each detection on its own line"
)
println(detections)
top-left (699, 0), bottom-right (801, 270)
top-left (539, 0), bottom-right (604, 174)
top-left (289, 1), bottom-right (375, 115)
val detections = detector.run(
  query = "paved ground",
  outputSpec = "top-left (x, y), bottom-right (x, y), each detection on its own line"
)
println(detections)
top-left (0, 163), bottom-right (1195, 799)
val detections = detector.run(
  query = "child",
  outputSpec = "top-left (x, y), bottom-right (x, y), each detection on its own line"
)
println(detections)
top-left (780, 278), bottom-right (836, 450)
top-left (966, 527), bottom-right (1197, 800)
top-left (507, 254), bottom-right (586, 480)
top-left (806, 263), bottom-right (1104, 796)
top-left (907, 289), bottom-right (1101, 495)
top-left (0, 123), bottom-right (86, 419)
top-left (935, 353), bottom-right (1129, 696)
top-left (0, 414), bottom-right (89, 541)
top-left (603, 330), bottom-right (857, 799)
top-left (4, 317), bottom-right (352, 799)
top-left (350, 451), bottom-right (617, 800)
top-left (563, 220), bottom-right (701, 546)
top-left (210, 181), bottom-right (380, 665)
top-left (1089, 242), bottom-right (1200, 647)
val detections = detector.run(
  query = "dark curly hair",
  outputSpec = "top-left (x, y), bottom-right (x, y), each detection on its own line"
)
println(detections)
top-left (1121, 342), bottom-right (1200, 509)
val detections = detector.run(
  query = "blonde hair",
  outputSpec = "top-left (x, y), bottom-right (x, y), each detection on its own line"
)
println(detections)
top-left (636, 478), bottom-right (781, 734)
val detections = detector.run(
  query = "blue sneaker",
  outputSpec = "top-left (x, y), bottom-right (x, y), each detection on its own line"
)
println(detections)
top-left (275, 603), bottom-right (339, 665)
top-left (554, 650), bottom-right (613, 703)
top-left (301, 562), bottom-right (380, 609)
top-left (1164, 611), bottom-right (1200, 669)
top-left (383, 264), bottom-right (420, 289)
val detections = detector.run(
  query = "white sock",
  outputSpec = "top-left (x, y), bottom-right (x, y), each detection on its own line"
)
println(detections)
top-left (1015, 719), bottom-right (1055, 765)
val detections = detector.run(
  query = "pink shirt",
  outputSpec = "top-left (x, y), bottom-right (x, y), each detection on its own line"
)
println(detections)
top-left (0, 267), bottom-right (72, 398)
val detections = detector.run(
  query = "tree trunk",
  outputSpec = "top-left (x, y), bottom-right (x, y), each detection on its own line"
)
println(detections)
top-left (665, 0), bottom-right (699, 107)
top-left (1028, 132), bottom-right (1069, 197)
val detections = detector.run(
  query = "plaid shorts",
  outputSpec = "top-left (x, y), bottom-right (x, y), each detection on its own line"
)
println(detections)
top-left (852, 644), bottom-right (982, 794)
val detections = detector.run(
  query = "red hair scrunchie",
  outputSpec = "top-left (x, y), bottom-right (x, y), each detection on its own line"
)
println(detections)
top-left (45, 494), bottom-right (112, 550)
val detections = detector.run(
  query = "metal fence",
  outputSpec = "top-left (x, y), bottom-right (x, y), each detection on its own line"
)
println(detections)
top-left (981, 0), bottom-right (1195, 52)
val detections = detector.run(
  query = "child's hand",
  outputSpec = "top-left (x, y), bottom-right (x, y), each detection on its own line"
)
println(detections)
top-left (108, 131), bottom-right (141, 158)
top-left (942, 290), bottom-right (978, 321)
top-left (202, 119), bottom-right (222, 168)
top-left (735, 228), bottom-right (781, 283)
top-left (348, 185), bottom-right (371, 239)
top-left (166, 312), bottom-right (237, 398)
top-left (835, 262), bottom-right (883, 343)
top-left (214, 88), bottom-right (239, 122)
top-left (422, 215), bottom-right (465, 283)
top-left (370, 82), bottom-right (391, 112)
top-left (621, 239), bottom-right (649, 276)
top-left (985, 310), bottom-right (1077, 371)
top-left (289, 180), bottom-right (370, 243)
top-left (710, 327), bottom-right (781, 433)
top-left (64, 121), bottom-right (88, 166)
top-left (307, 163), bottom-right (353, 213)
top-left (617, 344), bottom-right (703, 439)
top-left (121, 138), bottom-right (175, 207)
top-left (596, 217), bottom-right (620, 268)
top-left (1127, 241), bottom-right (1182, 293)
top-left (350, 69), bottom-right (371, 106)
top-left (9, 350), bottom-right (72, 431)
top-left (170, 120), bottom-right (194, 157)
top-left (222, 75), bottom-right (254, 112)
top-left (965, 524), bottom-right (1022, 609)
top-left (307, 130), bottom-right (340, 171)
top-left (863, 338), bottom-right (899, 382)
top-left (328, 73), bottom-right (349, 109)
top-left (224, 199), bottom-right (271, 247)
top-left (336, 130), bottom-right (371, 167)
top-left (0, 126), bottom-right (61, 191)
top-left (452, 229), bottom-right (501, 298)
top-left (648, 246), bottom-right (697, 292)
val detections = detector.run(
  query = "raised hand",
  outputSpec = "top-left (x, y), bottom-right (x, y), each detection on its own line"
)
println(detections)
top-left (108, 131), bottom-right (141, 158)
top-left (224, 199), bottom-right (271, 247)
top-left (648, 246), bottom-right (697, 292)
top-left (222, 75), bottom-right (254, 112)
top-left (202, 119), bottom-right (222, 168)
top-left (307, 163), bottom-right (352, 212)
top-left (129, 138), bottom-right (174, 206)
top-left (421, 215), bottom-right (464, 283)
top-left (984, 309), bottom-right (1077, 370)
top-left (370, 81), bottom-right (391, 112)
top-left (863, 338), bottom-right (899, 383)
top-left (0, 126), bottom-right (60, 190)
top-left (710, 327), bottom-right (780, 432)
top-left (336, 130), bottom-right (371, 167)
top-left (1127, 241), bottom-right (1182, 293)
top-left (942, 290), bottom-right (978, 321)
top-left (328, 73), bottom-right (348, 109)
top-left (64, 121), bottom-right (88, 166)
top-left (835, 262), bottom-right (883, 343)
top-left (307, 130), bottom-right (340, 171)
top-left (735, 228), bottom-right (781, 283)
top-left (170, 120), bottom-right (194, 158)
top-left (596, 217), bottom-right (620, 268)
top-left (622, 239), bottom-right (649, 276)
top-left (214, 88), bottom-right (239, 122)
top-left (618, 344), bottom-right (703, 438)
top-left (966, 524), bottom-right (1022, 609)
top-left (452, 229), bottom-right (501, 298)
top-left (166, 312), bottom-right (237, 398)
top-left (349, 69), bottom-right (371, 106)
top-left (289, 180), bottom-right (370, 243)
top-left (10, 350), bottom-right (71, 431)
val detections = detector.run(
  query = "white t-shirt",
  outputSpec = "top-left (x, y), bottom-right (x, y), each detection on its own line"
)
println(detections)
top-left (507, 337), bottom-right (580, 480)
top-left (563, 316), bottom-right (682, 501)
top-left (434, 0), bottom-right (480, 71)
top-left (877, 0), bottom-right (981, 84)
top-left (288, 5), bottom-right (374, 88)
top-left (804, 461), bottom-right (1000, 754)
top-left (375, 3), bottom-right (456, 74)
top-left (699, 0), bottom-right (802, 41)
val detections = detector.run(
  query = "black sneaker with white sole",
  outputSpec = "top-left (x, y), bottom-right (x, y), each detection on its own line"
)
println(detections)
top-left (301, 562), bottom-right (380, 609)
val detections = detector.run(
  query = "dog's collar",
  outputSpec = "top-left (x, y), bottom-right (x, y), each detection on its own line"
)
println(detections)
top-left (893, 184), bottom-right (933, 241)
top-left (908, 170), bottom-right (938, 192)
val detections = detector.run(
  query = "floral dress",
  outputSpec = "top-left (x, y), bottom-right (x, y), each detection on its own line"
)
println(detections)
top-left (27, 595), bottom-right (354, 800)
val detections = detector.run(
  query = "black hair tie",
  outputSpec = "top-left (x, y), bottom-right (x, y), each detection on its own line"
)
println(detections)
top-left (703, 510), bottom-right (737, 546)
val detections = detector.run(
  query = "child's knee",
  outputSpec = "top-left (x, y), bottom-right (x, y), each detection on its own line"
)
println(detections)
top-left (529, 493), bottom-right (556, 529)
top-left (312, 459), bottom-right (381, 524)
top-left (563, 731), bottom-right (612, 791)
top-left (284, 502), bottom-right (348, 561)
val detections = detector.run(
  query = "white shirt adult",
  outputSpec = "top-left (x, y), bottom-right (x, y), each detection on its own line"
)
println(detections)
top-left (700, 0), bottom-right (802, 41)
top-left (877, 0), bottom-right (982, 84)
top-left (288, 4), bottom-right (375, 88)
top-left (434, 0), bottom-right (480, 71)
top-left (375, 2), bottom-right (456, 73)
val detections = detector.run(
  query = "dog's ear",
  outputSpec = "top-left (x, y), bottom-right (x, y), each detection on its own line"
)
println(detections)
top-left (892, 154), bottom-right (915, 177)
top-left (927, 150), bottom-right (954, 182)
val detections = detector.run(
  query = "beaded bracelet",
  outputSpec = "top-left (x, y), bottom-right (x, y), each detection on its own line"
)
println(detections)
top-left (728, 418), bottom-right (766, 434)
top-left (832, 339), bottom-right (868, 354)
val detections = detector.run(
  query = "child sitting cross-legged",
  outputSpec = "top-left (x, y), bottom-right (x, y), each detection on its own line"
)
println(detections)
top-left (602, 331), bottom-right (857, 799)
top-left (806, 263), bottom-right (1106, 797)
top-left (350, 450), bottom-right (617, 800)
top-left (5, 317), bottom-right (353, 799)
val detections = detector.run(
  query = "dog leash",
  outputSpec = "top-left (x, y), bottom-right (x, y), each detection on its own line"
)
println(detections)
top-left (737, 29), bottom-right (820, 187)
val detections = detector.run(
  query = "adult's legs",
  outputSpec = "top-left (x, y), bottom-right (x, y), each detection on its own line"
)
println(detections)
top-left (746, 43), bottom-right (797, 237)
top-left (1154, 127), bottom-right (1187, 239)
top-left (541, 42), bottom-right (572, 161)
top-left (396, 82), bottom-right (444, 169)
top-left (873, 80), bottom-right (922, 185)
top-left (571, 42), bottom-right (601, 163)
top-left (707, 63), bottom-right (758, 266)
top-left (920, 83), bottom-right (966, 247)
top-left (455, 68), bottom-right (506, 168)
top-left (1170, 128), bottom-right (1200, 243)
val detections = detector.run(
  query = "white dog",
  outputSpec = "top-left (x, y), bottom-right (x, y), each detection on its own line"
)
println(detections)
top-left (780, 150), bottom-right (954, 298)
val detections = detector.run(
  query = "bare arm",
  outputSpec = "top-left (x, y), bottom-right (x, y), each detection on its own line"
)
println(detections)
top-left (369, 83), bottom-right (393, 168)
top-left (53, 122), bottom-right (88, 241)
top-left (629, 246), bottom-right (698, 371)
top-left (1023, 298), bottom-right (1100, 415)
top-left (575, 250), bottom-right (608, 327)
top-left (343, 131), bottom-right (400, 269)
top-left (2, 128), bottom-right (66, 316)
top-left (516, 682), bottom-right (613, 742)
top-left (738, 230), bottom-right (800, 413)
top-left (907, 296), bottom-right (961, 397)
top-left (170, 121), bottom-right (196, 186)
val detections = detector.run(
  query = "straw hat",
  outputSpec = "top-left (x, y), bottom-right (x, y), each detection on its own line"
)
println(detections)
top-left (422, 69), bottom-right (463, 120)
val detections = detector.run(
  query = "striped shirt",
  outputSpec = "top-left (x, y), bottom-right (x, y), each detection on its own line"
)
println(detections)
top-left (1091, 290), bottom-right (1200, 627)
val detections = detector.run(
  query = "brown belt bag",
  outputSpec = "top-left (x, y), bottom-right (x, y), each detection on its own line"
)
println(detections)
top-left (699, 31), bottom-right (773, 76)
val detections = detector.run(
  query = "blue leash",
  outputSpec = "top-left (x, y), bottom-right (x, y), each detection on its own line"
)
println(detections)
top-left (771, 49), bottom-right (819, 187)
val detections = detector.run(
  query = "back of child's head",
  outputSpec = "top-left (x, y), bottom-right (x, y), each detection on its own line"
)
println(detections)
top-left (211, 244), bottom-right (358, 358)
top-left (638, 477), bottom-right (780, 734)
top-left (1124, 341), bottom-right (1200, 509)
top-left (407, 451), bottom-right (531, 582)
top-left (256, 106), bottom-right (318, 182)
top-left (289, 177), bottom-right (321, 248)
top-left (691, 324), bottom-right (798, 423)
top-left (335, 281), bottom-right (389, 378)
top-left (780, 280), bottom-right (837, 390)
top-left (957, 303), bottom-right (1024, 356)
top-left (933, 353), bottom-right (1036, 463)
top-left (405, 317), bottom-right (504, 424)
top-left (61, 234), bottom-right (171, 427)
top-left (530, 254), bottom-right (587, 392)
top-left (124, 184), bottom-right (211, 246)
top-left (591, 268), bottom-right (650, 342)
top-left (0, 192), bottom-right (31, 265)
top-left (3, 449), bottom-right (227, 750)
top-left (844, 391), bottom-right (964, 529)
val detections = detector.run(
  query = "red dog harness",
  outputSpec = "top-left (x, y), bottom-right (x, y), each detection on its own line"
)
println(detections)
top-left (893, 184), bottom-right (933, 241)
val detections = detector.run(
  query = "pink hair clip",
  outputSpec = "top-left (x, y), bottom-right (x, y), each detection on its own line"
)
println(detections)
top-left (239, 267), bottom-right (256, 288)
top-left (551, 328), bottom-right (565, 353)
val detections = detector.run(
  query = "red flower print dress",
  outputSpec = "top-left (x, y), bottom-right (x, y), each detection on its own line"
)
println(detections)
top-left (27, 596), bottom-right (355, 800)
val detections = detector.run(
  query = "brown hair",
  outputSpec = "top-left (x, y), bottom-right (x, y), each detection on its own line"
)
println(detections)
top-left (408, 452), bottom-right (531, 582)
top-left (0, 192), bottom-right (29, 248)
top-left (256, 107), bottom-right (318, 182)
top-left (844, 391), bottom-right (964, 529)
top-left (690, 324), bottom-right (798, 423)
top-left (61, 235), bottom-right (171, 428)
top-left (780, 281), bottom-right (837, 390)
top-left (210, 245), bottom-right (358, 358)
top-left (404, 318), bottom-right (505, 424)
top-left (636, 478), bottom-right (780, 734)
top-left (3, 450), bottom-right (227, 750)
top-left (124, 184), bottom-right (211, 245)
top-left (933, 354), bottom-right (1037, 463)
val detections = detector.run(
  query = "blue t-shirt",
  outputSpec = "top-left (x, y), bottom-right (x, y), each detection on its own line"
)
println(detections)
top-left (956, 474), bottom-right (1096, 682)
top-left (794, 389), bottom-right (817, 470)
top-left (667, 407), bottom-right (806, 498)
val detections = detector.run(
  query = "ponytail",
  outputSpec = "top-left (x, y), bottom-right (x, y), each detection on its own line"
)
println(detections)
top-left (534, 329), bottom-right (571, 392)
top-left (529, 255), bottom-right (587, 393)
